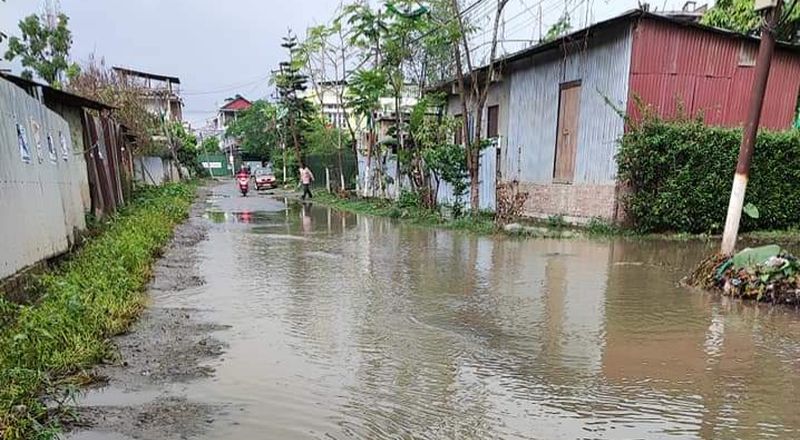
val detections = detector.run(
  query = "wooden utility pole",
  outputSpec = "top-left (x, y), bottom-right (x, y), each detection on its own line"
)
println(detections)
top-left (720, 1), bottom-right (782, 255)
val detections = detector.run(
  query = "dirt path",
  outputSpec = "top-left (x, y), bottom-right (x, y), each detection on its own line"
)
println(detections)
top-left (65, 184), bottom-right (229, 440)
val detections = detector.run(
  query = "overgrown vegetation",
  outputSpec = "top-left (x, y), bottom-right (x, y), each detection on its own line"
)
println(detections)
top-left (617, 115), bottom-right (800, 233)
top-left (0, 183), bottom-right (195, 440)
top-left (316, 191), bottom-right (495, 234)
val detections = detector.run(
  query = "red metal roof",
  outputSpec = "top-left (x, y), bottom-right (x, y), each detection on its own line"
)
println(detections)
top-left (220, 97), bottom-right (252, 111)
top-left (628, 18), bottom-right (800, 130)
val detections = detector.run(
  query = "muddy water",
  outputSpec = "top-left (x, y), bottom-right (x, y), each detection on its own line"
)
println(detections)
top-left (81, 183), bottom-right (800, 440)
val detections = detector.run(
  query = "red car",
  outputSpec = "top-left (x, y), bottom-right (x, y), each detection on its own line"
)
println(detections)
top-left (253, 167), bottom-right (277, 190)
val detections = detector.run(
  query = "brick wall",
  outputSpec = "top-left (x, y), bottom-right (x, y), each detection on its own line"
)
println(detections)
top-left (517, 182), bottom-right (620, 223)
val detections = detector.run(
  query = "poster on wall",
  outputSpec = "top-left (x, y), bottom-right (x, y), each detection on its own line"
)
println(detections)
top-left (31, 119), bottom-right (44, 164)
top-left (47, 134), bottom-right (57, 164)
top-left (59, 131), bottom-right (69, 161)
top-left (16, 123), bottom-right (31, 163)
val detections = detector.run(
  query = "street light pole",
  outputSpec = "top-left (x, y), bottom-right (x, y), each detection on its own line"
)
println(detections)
top-left (720, 1), bottom-right (782, 255)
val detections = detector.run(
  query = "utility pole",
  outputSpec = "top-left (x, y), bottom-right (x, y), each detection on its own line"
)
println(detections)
top-left (720, 0), bottom-right (782, 255)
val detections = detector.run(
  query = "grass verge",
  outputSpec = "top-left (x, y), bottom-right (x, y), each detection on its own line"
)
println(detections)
top-left (0, 183), bottom-right (195, 440)
top-left (314, 192), bottom-right (496, 234)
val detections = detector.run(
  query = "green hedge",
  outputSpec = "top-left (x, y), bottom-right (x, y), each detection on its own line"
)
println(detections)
top-left (0, 183), bottom-right (195, 440)
top-left (617, 118), bottom-right (800, 233)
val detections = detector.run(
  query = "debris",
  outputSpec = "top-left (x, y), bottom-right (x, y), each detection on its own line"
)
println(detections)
top-left (688, 245), bottom-right (800, 305)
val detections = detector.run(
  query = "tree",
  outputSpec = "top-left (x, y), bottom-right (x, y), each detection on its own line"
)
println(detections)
top-left (345, 68), bottom-right (388, 196)
top-left (297, 20), bottom-right (360, 190)
top-left (409, 93), bottom-right (461, 208)
top-left (226, 100), bottom-right (280, 162)
top-left (169, 122), bottom-right (207, 177)
top-left (273, 31), bottom-right (313, 166)
top-left (4, 11), bottom-right (80, 87)
top-left (702, 0), bottom-right (800, 42)
top-left (199, 136), bottom-right (221, 154)
top-left (449, 0), bottom-right (510, 211)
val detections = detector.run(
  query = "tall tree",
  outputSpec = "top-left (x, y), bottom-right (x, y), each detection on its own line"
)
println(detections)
top-left (450, 0), bottom-right (510, 211)
top-left (273, 30), bottom-right (313, 166)
top-left (702, 0), bottom-right (800, 42)
top-left (4, 11), bottom-right (80, 86)
top-left (345, 68), bottom-right (388, 196)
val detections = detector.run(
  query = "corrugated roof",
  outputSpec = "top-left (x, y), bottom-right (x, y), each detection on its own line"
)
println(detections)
top-left (112, 66), bottom-right (181, 84)
top-left (0, 72), bottom-right (115, 111)
top-left (220, 97), bottom-right (252, 111)
top-left (434, 9), bottom-right (800, 90)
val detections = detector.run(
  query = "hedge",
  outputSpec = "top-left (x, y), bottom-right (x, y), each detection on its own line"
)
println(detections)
top-left (617, 117), bottom-right (800, 233)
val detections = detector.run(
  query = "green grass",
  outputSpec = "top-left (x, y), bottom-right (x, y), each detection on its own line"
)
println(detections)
top-left (315, 192), bottom-right (498, 234)
top-left (0, 183), bottom-right (195, 440)
top-left (314, 192), bottom-right (800, 244)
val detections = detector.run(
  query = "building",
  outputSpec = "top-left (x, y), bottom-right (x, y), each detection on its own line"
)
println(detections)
top-left (444, 9), bottom-right (800, 223)
top-left (215, 95), bottom-right (252, 131)
top-left (112, 66), bottom-right (183, 121)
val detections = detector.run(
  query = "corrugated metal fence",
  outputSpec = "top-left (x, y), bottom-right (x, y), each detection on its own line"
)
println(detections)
top-left (0, 78), bottom-right (89, 279)
top-left (358, 145), bottom-right (497, 211)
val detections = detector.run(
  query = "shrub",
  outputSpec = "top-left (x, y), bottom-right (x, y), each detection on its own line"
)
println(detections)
top-left (617, 117), bottom-right (800, 233)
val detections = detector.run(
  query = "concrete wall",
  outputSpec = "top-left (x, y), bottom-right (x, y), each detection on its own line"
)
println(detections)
top-left (503, 26), bottom-right (633, 221)
top-left (0, 78), bottom-right (90, 280)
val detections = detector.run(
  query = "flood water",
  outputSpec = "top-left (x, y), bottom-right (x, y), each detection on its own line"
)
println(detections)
top-left (171, 185), bottom-right (800, 439)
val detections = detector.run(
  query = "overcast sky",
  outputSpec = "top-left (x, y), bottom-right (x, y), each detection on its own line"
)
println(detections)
top-left (1, 0), bottom-right (703, 127)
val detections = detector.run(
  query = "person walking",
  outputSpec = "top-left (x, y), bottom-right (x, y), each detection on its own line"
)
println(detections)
top-left (299, 163), bottom-right (315, 200)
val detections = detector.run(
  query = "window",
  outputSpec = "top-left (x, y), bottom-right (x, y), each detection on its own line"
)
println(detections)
top-left (553, 81), bottom-right (581, 184)
top-left (487, 105), bottom-right (499, 138)
top-left (739, 42), bottom-right (757, 67)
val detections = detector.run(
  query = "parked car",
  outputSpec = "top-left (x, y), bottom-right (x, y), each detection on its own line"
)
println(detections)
top-left (253, 167), bottom-right (277, 190)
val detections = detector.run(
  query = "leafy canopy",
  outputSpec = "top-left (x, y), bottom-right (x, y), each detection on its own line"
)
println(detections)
top-left (226, 100), bottom-right (281, 161)
top-left (702, 0), bottom-right (800, 41)
top-left (4, 12), bottom-right (80, 86)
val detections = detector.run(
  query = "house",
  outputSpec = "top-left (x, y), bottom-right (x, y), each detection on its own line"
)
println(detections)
top-left (112, 66), bottom-right (183, 121)
top-left (212, 95), bottom-right (253, 169)
top-left (444, 9), bottom-right (800, 223)
top-left (216, 95), bottom-right (252, 131)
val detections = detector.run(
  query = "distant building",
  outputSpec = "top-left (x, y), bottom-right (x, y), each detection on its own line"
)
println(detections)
top-left (112, 66), bottom-right (183, 121)
top-left (442, 9), bottom-right (800, 222)
top-left (214, 95), bottom-right (252, 155)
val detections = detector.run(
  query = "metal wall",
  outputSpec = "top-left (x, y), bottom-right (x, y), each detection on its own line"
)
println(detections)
top-left (504, 26), bottom-right (633, 184)
top-left (0, 78), bottom-right (89, 279)
top-left (628, 18), bottom-right (800, 130)
top-left (134, 156), bottom-right (182, 186)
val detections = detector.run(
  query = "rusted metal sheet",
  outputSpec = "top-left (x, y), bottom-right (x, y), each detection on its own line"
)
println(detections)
top-left (629, 18), bottom-right (800, 129)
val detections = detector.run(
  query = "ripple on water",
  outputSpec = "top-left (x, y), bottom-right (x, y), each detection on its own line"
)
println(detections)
top-left (189, 195), bottom-right (800, 439)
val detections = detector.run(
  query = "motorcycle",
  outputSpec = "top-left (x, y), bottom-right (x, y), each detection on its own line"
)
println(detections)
top-left (237, 174), bottom-right (250, 196)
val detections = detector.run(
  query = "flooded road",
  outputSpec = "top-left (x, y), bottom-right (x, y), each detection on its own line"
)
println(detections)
top-left (73, 183), bottom-right (800, 440)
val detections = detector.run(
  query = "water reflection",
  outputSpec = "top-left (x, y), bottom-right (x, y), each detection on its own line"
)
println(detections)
top-left (192, 196), bottom-right (800, 440)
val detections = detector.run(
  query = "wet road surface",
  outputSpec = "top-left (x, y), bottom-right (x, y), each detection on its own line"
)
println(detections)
top-left (69, 182), bottom-right (800, 440)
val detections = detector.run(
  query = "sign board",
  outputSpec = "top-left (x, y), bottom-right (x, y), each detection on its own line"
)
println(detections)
top-left (202, 161), bottom-right (223, 169)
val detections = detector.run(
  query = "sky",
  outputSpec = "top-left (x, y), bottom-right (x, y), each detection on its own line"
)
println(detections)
top-left (1, 0), bottom-right (704, 128)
